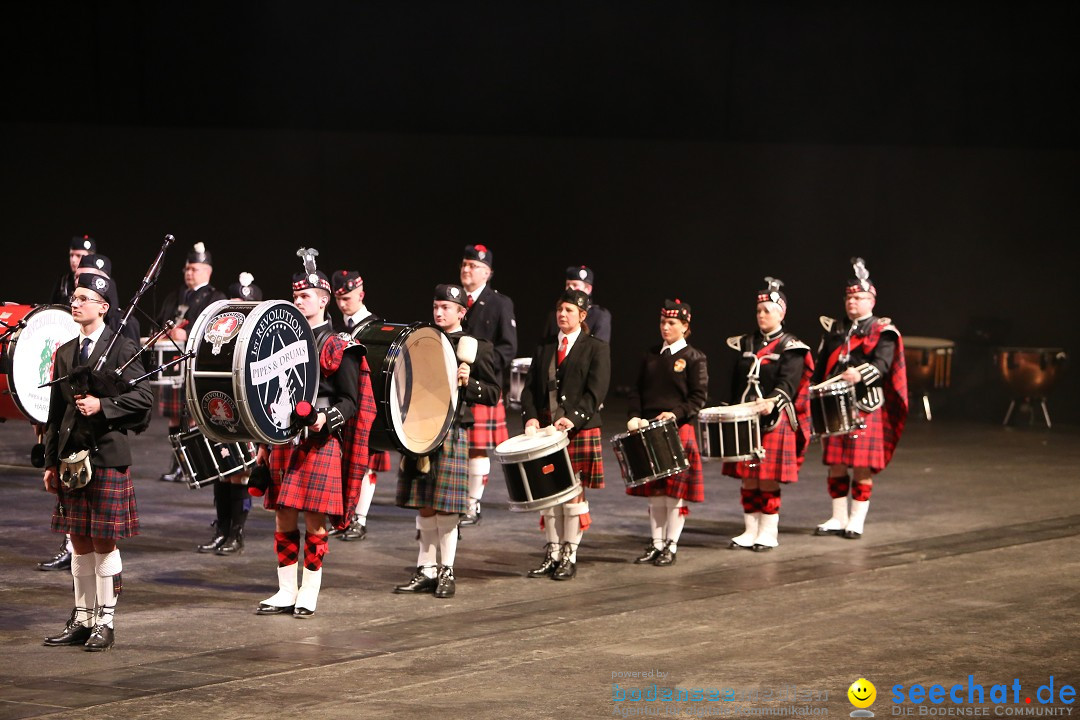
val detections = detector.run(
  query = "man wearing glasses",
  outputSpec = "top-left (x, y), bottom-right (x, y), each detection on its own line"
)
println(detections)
top-left (41, 274), bottom-right (154, 651)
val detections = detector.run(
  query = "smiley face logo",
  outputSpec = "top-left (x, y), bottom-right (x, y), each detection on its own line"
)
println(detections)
top-left (848, 678), bottom-right (876, 709)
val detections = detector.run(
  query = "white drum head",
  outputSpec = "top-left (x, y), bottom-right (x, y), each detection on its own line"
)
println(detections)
top-left (9, 306), bottom-right (79, 423)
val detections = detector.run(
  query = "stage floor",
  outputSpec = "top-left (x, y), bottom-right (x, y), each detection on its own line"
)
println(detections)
top-left (1, 401), bottom-right (1077, 719)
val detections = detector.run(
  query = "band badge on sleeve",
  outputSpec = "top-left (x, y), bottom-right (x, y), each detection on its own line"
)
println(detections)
top-left (673, 358), bottom-right (686, 373)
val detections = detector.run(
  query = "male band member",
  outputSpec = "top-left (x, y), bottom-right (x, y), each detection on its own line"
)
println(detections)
top-left (330, 269), bottom-right (390, 542)
top-left (75, 254), bottom-right (140, 342)
top-left (196, 273), bottom-right (264, 557)
top-left (255, 249), bottom-right (358, 618)
top-left (394, 284), bottom-right (500, 598)
top-left (813, 259), bottom-right (908, 539)
top-left (41, 273), bottom-right (153, 651)
top-left (50, 235), bottom-right (96, 306)
top-left (156, 242), bottom-right (226, 482)
top-left (459, 244), bottom-right (517, 526)
top-left (541, 265), bottom-right (613, 344)
top-left (722, 280), bottom-right (814, 551)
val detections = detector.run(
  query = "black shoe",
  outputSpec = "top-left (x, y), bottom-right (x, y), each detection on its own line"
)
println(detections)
top-left (654, 543), bottom-right (677, 566)
top-left (527, 545), bottom-right (560, 578)
top-left (842, 529), bottom-right (862, 540)
top-left (634, 545), bottom-right (662, 564)
top-left (83, 624), bottom-right (114, 652)
top-left (552, 554), bottom-right (577, 581)
top-left (459, 503), bottom-right (481, 527)
top-left (339, 515), bottom-right (367, 542)
top-left (751, 543), bottom-right (774, 552)
top-left (434, 567), bottom-right (456, 598)
top-left (293, 606), bottom-right (315, 618)
top-left (394, 568), bottom-right (438, 594)
top-left (216, 528), bottom-right (244, 556)
top-left (43, 609), bottom-right (92, 646)
top-left (37, 544), bottom-right (72, 571)
top-left (814, 525), bottom-right (844, 536)
top-left (159, 457), bottom-right (184, 483)
top-left (196, 525), bottom-right (228, 554)
top-left (255, 602), bottom-right (295, 615)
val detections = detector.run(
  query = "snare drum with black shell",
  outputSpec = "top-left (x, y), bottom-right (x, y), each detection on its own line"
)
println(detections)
top-left (611, 418), bottom-right (688, 488)
top-left (697, 403), bottom-right (764, 462)
top-left (809, 379), bottom-right (865, 438)
top-left (494, 429), bottom-right (581, 512)
top-left (170, 428), bottom-right (256, 489)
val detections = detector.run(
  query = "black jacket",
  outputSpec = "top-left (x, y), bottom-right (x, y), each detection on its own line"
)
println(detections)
top-left (157, 284), bottom-right (227, 333)
top-left (447, 331), bottom-right (501, 426)
top-left (627, 343), bottom-right (708, 426)
top-left (44, 327), bottom-right (154, 469)
top-left (463, 285), bottom-right (517, 385)
top-left (521, 332), bottom-right (610, 431)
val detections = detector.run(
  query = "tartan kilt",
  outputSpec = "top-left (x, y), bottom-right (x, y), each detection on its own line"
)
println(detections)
top-left (820, 407), bottom-right (887, 472)
top-left (469, 399), bottom-right (510, 451)
top-left (158, 383), bottom-right (184, 423)
top-left (369, 450), bottom-right (391, 473)
top-left (396, 427), bottom-right (469, 514)
top-left (626, 423), bottom-right (704, 502)
top-left (569, 427), bottom-right (605, 489)
top-left (723, 416), bottom-right (803, 484)
top-left (52, 467), bottom-right (139, 540)
top-left (265, 434), bottom-right (344, 516)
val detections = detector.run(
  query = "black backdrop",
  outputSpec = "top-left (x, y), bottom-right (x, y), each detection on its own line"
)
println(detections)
top-left (3, 2), bottom-right (1077, 422)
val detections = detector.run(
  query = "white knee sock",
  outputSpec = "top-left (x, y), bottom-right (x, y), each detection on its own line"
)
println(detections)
top-left (436, 513), bottom-right (460, 568)
top-left (542, 506), bottom-right (563, 559)
top-left (355, 469), bottom-right (377, 524)
top-left (71, 552), bottom-right (97, 628)
top-left (263, 563), bottom-right (299, 607)
top-left (295, 567), bottom-right (323, 612)
top-left (648, 496), bottom-right (666, 549)
top-left (819, 496), bottom-right (850, 531)
top-left (562, 501), bottom-right (589, 562)
top-left (94, 549), bottom-right (122, 628)
top-left (417, 515), bottom-right (439, 577)
top-left (467, 457), bottom-right (490, 514)
top-left (664, 497), bottom-right (687, 551)
top-left (755, 512), bottom-right (780, 548)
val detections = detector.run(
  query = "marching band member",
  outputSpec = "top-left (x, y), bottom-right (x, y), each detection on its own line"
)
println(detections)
top-left (520, 288), bottom-right (610, 580)
top-left (156, 242), bottom-right (226, 482)
top-left (722, 279), bottom-right (814, 551)
top-left (49, 234), bottom-right (96, 306)
top-left (195, 273), bottom-right (264, 557)
top-left (41, 273), bottom-right (154, 651)
top-left (74, 254), bottom-right (140, 343)
top-left (542, 265), bottom-right (613, 344)
top-left (330, 269), bottom-right (391, 542)
top-left (626, 299), bottom-right (708, 566)
top-left (393, 284), bottom-right (500, 598)
top-left (460, 244), bottom-right (517, 526)
top-left (255, 249), bottom-right (359, 618)
top-left (813, 259), bottom-right (908, 539)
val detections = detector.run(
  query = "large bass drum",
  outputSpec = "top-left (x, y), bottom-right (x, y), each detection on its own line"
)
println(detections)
top-left (186, 300), bottom-right (319, 445)
top-left (1, 304), bottom-right (79, 423)
top-left (353, 322), bottom-right (458, 457)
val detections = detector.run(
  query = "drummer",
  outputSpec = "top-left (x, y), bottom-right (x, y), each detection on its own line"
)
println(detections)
top-left (155, 242), bottom-right (227, 482)
top-left (541, 265), bottom-right (613, 344)
top-left (813, 259), bottom-right (908, 539)
top-left (254, 248), bottom-right (358, 617)
top-left (520, 288), bottom-right (610, 580)
top-left (49, 234), bottom-right (96, 306)
top-left (193, 273), bottom-right (264, 557)
top-left (460, 244), bottom-right (518, 527)
top-left (393, 284), bottom-right (500, 598)
top-left (330, 269), bottom-right (391, 543)
top-left (625, 299), bottom-right (707, 565)
top-left (722, 279), bottom-right (814, 551)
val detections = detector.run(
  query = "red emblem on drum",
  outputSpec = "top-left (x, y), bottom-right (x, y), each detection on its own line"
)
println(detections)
top-left (205, 312), bottom-right (245, 356)
top-left (202, 391), bottom-right (240, 431)
top-left (542, 464), bottom-right (555, 474)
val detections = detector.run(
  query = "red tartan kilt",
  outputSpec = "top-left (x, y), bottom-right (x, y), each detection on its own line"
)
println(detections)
top-left (722, 417), bottom-right (803, 483)
top-left (368, 450), bottom-right (392, 472)
top-left (626, 423), bottom-right (704, 502)
top-left (52, 467), bottom-right (139, 539)
top-left (158, 384), bottom-right (184, 422)
top-left (265, 434), bottom-right (344, 515)
top-left (568, 427), bottom-right (604, 489)
top-left (820, 407), bottom-right (887, 471)
top-left (468, 400), bottom-right (510, 450)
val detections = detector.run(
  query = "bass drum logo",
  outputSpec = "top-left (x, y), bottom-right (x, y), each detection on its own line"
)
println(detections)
top-left (243, 303), bottom-right (318, 443)
top-left (201, 390), bottom-right (240, 432)
top-left (205, 312), bottom-right (245, 355)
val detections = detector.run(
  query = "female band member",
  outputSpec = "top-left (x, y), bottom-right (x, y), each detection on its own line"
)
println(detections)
top-left (626, 299), bottom-right (708, 566)
top-left (520, 288), bottom-right (610, 581)
top-left (722, 278), bottom-right (814, 551)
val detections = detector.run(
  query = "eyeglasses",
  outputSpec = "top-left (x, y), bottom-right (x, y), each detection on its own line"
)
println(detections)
top-left (69, 295), bottom-right (105, 306)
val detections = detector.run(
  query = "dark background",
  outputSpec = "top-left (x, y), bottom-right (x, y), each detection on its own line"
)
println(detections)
top-left (3, 1), bottom-right (1077, 422)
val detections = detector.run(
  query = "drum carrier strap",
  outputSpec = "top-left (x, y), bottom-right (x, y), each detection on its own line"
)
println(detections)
top-left (740, 334), bottom-right (799, 432)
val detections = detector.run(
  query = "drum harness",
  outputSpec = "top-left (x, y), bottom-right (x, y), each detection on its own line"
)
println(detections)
top-left (740, 335), bottom-right (798, 433)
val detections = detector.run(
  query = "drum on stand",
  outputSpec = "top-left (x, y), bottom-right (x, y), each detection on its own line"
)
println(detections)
top-left (507, 357), bottom-right (532, 411)
top-left (994, 347), bottom-right (1067, 428)
top-left (353, 322), bottom-right (458, 456)
top-left (185, 300), bottom-right (319, 445)
top-left (809, 379), bottom-right (865, 438)
top-left (494, 428), bottom-right (581, 511)
top-left (697, 403), bottom-right (764, 462)
top-left (170, 428), bottom-right (256, 489)
top-left (1, 304), bottom-right (79, 423)
top-left (611, 418), bottom-right (688, 488)
top-left (904, 336), bottom-right (955, 421)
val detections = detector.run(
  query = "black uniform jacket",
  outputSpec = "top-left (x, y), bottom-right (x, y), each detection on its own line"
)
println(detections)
top-left (311, 321), bottom-right (359, 435)
top-left (157, 284), bottom-right (228, 334)
top-left (446, 330), bottom-right (501, 426)
top-left (628, 343), bottom-right (708, 425)
top-left (728, 330), bottom-right (809, 409)
top-left (463, 285), bottom-right (517, 385)
top-left (521, 331), bottom-right (610, 432)
top-left (44, 327), bottom-right (154, 469)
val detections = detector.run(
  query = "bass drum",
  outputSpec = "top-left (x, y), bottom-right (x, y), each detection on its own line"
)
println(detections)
top-left (0, 304), bottom-right (79, 423)
top-left (354, 322), bottom-right (458, 457)
top-left (186, 300), bottom-right (319, 445)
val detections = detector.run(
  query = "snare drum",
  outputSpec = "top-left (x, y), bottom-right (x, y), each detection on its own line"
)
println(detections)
top-left (353, 322), bottom-right (458, 456)
top-left (507, 357), bottom-right (532, 410)
top-left (0, 304), bottom-right (79, 423)
top-left (611, 418), bottom-right (688, 487)
top-left (697, 403), bottom-right (764, 462)
top-left (186, 300), bottom-right (320, 445)
top-left (809, 379), bottom-right (865, 437)
top-left (494, 429), bottom-right (581, 511)
top-left (170, 428), bottom-right (257, 489)
top-left (144, 339), bottom-right (185, 387)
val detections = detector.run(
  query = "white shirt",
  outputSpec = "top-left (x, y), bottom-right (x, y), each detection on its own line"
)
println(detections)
top-left (557, 328), bottom-right (583, 357)
top-left (661, 338), bottom-right (687, 355)
top-left (78, 324), bottom-right (107, 359)
top-left (344, 307), bottom-right (372, 328)
top-left (467, 284), bottom-right (487, 306)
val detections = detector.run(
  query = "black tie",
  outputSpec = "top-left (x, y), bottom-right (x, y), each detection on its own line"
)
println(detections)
top-left (80, 337), bottom-right (92, 364)
top-left (347, 317), bottom-right (355, 330)
top-left (182, 288), bottom-right (194, 306)
top-left (661, 347), bottom-right (671, 357)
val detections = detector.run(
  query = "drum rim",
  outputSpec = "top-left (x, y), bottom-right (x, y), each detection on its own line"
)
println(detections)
top-left (610, 416), bottom-right (678, 442)
top-left (1, 303), bottom-right (80, 424)
top-left (494, 429), bottom-right (570, 462)
top-left (698, 403), bottom-right (760, 421)
top-left (810, 379), bottom-right (855, 396)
